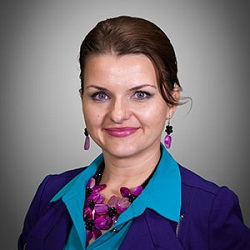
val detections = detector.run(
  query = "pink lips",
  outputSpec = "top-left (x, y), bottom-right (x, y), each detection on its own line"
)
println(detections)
top-left (104, 127), bottom-right (139, 138)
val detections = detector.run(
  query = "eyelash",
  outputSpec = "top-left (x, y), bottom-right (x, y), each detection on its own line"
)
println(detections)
top-left (90, 91), bottom-right (152, 101)
top-left (91, 92), bottom-right (110, 101)
top-left (133, 91), bottom-right (152, 100)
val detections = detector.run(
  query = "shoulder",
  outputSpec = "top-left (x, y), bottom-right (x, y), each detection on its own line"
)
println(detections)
top-left (179, 164), bottom-right (221, 195)
top-left (178, 164), bottom-right (239, 213)
top-left (18, 166), bottom-right (88, 248)
top-left (25, 166), bottom-right (88, 217)
top-left (177, 164), bottom-right (243, 227)
top-left (177, 165), bottom-right (250, 249)
top-left (37, 166), bottom-right (87, 202)
top-left (178, 164), bottom-right (243, 211)
top-left (44, 166), bottom-right (87, 187)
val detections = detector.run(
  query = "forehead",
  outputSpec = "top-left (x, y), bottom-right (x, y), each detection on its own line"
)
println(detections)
top-left (83, 54), bottom-right (158, 87)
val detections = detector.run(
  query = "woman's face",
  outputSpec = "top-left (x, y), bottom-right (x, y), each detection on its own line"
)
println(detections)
top-left (82, 54), bottom-right (175, 159)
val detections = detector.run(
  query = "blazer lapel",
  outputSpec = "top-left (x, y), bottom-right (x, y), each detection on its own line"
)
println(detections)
top-left (26, 200), bottom-right (72, 250)
top-left (120, 209), bottom-right (184, 250)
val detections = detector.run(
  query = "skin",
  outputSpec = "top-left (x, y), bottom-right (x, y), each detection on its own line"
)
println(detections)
top-left (81, 54), bottom-right (179, 194)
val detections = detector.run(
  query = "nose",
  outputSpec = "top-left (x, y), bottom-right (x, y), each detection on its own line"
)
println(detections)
top-left (110, 97), bottom-right (130, 123)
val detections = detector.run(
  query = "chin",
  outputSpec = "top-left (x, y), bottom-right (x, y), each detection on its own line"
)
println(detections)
top-left (103, 143), bottom-right (142, 158)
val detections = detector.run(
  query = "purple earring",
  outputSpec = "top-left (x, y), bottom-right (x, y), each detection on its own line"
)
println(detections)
top-left (84, 128), bottom-right (90, 150)
top-left (164, 120), bottom-right (173, 149)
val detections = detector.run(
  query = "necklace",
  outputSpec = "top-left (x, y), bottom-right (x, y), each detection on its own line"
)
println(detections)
top-left (83, 162), bottom-right (154, 244)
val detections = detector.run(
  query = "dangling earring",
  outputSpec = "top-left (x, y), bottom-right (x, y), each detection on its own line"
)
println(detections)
top-left (164, 119), bottom-right (173, 149)
top-left (84, 128), bottom-right (90, 150)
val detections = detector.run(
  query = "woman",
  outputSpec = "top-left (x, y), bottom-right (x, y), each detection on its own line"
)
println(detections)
top-left (19, 16), bottom-right (250, 249)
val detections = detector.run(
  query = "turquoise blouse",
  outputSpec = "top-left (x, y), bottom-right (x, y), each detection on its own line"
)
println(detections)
top-left (51, 144), bottom-right (181, 250)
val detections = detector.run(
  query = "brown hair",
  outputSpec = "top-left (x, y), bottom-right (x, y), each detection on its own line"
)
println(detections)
top-left (79, 16), bottom-right (182, 106)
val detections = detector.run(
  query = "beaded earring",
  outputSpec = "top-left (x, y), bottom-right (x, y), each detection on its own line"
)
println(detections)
top-left (84, 128), bottom-right (90, 150)
top-left (164, 120), bottom-right (173, 149)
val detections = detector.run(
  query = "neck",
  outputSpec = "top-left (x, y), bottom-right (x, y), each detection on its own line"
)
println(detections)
top-left (100, 144), bottom-right (161, 189)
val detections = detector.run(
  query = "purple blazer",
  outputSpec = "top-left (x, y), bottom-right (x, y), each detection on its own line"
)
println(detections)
top-left (19, 165), bottom-right (250, 249)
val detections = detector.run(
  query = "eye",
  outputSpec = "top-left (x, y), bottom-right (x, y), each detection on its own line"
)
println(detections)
top-left (91, 92), bottom-right (110, 101)
top-left (133, 91), bottom-right (152, 100)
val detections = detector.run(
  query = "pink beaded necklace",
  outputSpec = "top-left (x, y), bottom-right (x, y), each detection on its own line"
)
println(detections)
top-left (83, 162), bottom-right (153, 244)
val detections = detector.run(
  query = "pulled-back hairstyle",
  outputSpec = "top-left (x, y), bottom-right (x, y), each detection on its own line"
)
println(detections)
top-left (79, 16), bottom-right (182, 106)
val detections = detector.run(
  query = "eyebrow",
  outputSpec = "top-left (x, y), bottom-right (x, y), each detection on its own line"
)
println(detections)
top-left (86, 84), bottom-right (157, 91)
top-left (129, 84), bottom-right (157, 91)
top-left (86, 85), bottom-right (108, 91)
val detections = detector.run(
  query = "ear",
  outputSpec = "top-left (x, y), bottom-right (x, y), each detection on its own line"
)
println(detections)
top-left (79, 88), bottom-right (83, 98)
top-left (166, 87), bottom-right (180, 119)
top-left (79, 89), bottom-right (85, 115)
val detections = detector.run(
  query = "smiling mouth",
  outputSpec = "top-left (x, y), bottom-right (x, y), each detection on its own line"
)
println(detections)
top-left (104, 127), bottom-right (139, 138)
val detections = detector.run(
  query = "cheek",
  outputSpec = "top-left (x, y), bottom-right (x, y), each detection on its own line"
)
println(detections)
top-left (141, 101), bottom-right (168, 121)
top-left (83, 106), bottom-right (104, 128)
top-left (135, 107), bottom-right (167, 133)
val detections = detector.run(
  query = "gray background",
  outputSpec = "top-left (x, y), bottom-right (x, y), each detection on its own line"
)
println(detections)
top-left (1, 0), bottom-right (249, 249)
